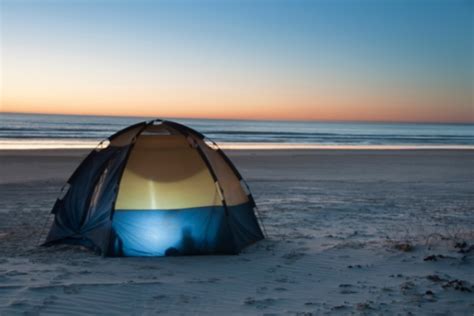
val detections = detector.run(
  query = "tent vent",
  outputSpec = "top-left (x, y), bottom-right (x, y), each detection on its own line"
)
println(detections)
top-left (204, 138), bottom-right (219, 150)
top-left (141, 127), bottom-right (172, 136)
top-left (95, 140), bottom-right (110, 151)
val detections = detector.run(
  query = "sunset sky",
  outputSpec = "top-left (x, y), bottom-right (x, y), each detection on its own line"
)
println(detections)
top-left (1, 0), bottom-right (473, 123)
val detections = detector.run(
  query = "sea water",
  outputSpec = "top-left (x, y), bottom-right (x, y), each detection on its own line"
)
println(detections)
top-left (1, 112), bottom-right (473, 149)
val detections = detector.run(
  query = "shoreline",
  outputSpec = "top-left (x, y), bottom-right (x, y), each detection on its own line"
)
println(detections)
top-left (1, 139), bottom-right (474, 151)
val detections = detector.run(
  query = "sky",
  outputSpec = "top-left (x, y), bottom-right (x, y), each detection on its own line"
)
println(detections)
top-left (1, 0), bottom-right (473, 123)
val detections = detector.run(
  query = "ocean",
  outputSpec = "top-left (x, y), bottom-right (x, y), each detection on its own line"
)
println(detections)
top-left (1, 112), bottom-right (473, 149)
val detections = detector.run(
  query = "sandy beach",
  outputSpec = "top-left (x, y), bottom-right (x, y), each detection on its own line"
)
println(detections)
top-left (1, 149), bottom-right (473, 315)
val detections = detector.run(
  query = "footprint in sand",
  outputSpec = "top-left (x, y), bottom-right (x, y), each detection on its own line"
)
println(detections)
top-left (8, 299), bottom-right (30, 308)
top-left (281, 250), bottom-right (306, 263)
top-left (186, 277), bottom-right (220, 284)
top-left (243, 297), bottom-right (278, 310)
top-left (339, 283), bottom-right (358, 294)
top-left (6, 270), bottom-right (28, 277)
top-left (178, 294), bottom-right (197, 304)
top-left (331, 304), bottom-right (350, 311)
top-left (355, 302), bottom-right (375, 312)
top-left (63, 284), bottom-right (81, 295)
top-left (43, 295), bottom-right (58, 305)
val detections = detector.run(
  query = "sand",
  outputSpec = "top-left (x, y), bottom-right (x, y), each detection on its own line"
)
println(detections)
top-left (1, 149), bottom-right (473, 315)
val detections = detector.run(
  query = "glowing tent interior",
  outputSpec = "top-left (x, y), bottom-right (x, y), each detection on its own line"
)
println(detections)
top-left (44, 120), bottom-right (265, 256)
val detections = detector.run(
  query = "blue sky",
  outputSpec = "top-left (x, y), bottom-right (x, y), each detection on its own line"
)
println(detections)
top-left (1, 0), bottom-right (473, 122)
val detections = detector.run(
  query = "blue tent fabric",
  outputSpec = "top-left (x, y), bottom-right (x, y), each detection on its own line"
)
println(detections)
top-left (80, 146), bottom-right (131, 253)
top-left (108, 202), bottom-right (262, 256)
top-left (45, 145), bottom-right (128, 251)
top-left (44, 120), bottom-right (264, 256)
top-left (227, 202), bottom-right (264, 250)
top-left (110, 206), bottom-right (236, 256)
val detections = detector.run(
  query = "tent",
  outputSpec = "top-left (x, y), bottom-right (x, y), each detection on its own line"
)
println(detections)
top-left (44, 120), bottom-right (265, 256)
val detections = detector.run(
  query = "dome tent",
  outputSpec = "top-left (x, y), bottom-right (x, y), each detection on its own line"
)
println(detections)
top-left (44, 120), bottom-right (264, 256)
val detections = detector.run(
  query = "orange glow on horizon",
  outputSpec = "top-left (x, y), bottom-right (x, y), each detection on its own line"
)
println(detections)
top-left (2, 69), bottom-right (472, 123)
top-left (2, 47), bottom-right (472, 124)
top-left (2, 95), bottom-right (473, 124)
